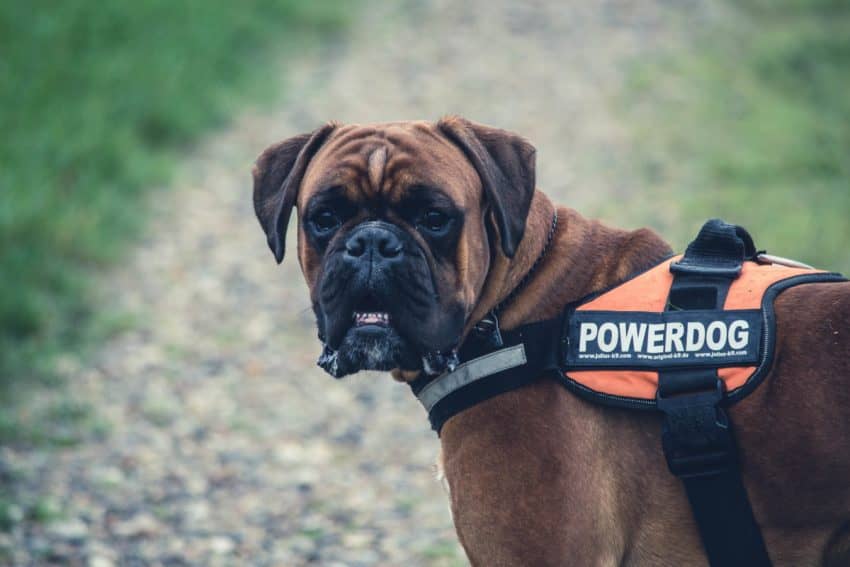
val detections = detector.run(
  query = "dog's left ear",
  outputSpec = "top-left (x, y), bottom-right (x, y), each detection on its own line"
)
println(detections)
top-left (437, 116), bottom-right (536, 258)
top-left (252, 123), bottom-right (336, 263)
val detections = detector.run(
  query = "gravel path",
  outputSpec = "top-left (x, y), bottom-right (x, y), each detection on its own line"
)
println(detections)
top-left (1, 2), bottom-right (698, 565)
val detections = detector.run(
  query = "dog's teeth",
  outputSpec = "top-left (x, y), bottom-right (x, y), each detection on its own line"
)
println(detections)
top-left (353, 311), bottom-right (390, 325)
top-left (352, 311), bottom-right (390, 326)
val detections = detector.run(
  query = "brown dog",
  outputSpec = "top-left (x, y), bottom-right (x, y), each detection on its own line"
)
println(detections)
top-left (252, 117), bottom-right (850, 566)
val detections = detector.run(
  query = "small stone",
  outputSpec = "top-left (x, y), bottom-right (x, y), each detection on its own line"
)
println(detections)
top-left (88, 555), bottom-right (115, 567)
top-left (286, 535), bottom-right (316, 555)
top-left (86, 541), bottom-right (117, 565)
top-left (208, 536), bottom-right (235, 555)
top-left (342, 531), bottom-right (374, 548)
top-left (46, 518), bottom-right (88, 542)
top-left (0, 533), bottom-right (13, 550)
top-left (3, 504), bottom-right (24, 525)
top-left (184, 475), bottom-right (208, 496)
top-left (183, 500), bottom-right (210, 523)
top-left (112, 513), bottom-right (161, 538)
top-left (91, 466), bottom-right (124, 488)
top-left (346, 548), bottom-right (381, 563)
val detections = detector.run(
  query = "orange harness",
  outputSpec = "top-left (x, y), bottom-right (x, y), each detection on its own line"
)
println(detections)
top-left (410, 219), bottom-right (845, 566)
top-left (561, 256), bottom-right (831, 404)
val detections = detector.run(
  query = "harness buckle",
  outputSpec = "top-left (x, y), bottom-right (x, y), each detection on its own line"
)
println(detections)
top-left (472, 311), bottom-right (504, 349)
top-left (656, 379), bottom-right (735, 479)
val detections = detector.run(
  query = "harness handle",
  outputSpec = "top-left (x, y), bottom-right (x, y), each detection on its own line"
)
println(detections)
top-left (671, 219), bottom-right (755, 278)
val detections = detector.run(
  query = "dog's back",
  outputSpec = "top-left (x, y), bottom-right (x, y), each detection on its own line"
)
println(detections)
top-left (734, 281), bottom-right (850, 565)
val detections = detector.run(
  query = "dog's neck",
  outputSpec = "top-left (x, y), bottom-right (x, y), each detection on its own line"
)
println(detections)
top-left (469, 191), bottom-right (673, 333)
top-left (464, 191), bottom-right (556, 334)
top-left (441, 205), bottom-right (674, 563)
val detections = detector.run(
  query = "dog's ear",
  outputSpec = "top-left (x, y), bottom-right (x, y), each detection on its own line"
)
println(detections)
top-left (437, 116), bottom-right (536, 258)
top-left (252, 123), bottom-right (336, 263)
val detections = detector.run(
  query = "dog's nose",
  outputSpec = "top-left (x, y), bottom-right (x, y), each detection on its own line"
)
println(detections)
top-left (345, 225), bottom-right (403, 261)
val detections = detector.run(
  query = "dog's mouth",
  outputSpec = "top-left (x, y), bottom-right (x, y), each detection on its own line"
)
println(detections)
top-left (349, 294), bottom-right (394, 330)
top-left (318, 298), bottom-right (460, 379)
top-left (317, 288), bottom-right (461, 379)
top-left (353, 311), bottom-right (391, 328)
top-left (315, 295), bottom-right (413, 378)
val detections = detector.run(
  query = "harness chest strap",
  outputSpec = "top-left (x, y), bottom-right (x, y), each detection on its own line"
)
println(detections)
top-left (409, 219), bottom-right (846, 567)
top-left (655, 222), bottom-right (771, 567)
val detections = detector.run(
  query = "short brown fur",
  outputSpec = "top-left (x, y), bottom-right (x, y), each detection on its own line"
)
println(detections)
top-left (252, 118), bottom-right (850, 566)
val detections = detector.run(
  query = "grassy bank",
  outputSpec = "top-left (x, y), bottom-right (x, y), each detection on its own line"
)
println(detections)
top-left (0, 2), bottom-right (351, 392)
top-left (626, 0), bottom-right (850, 272)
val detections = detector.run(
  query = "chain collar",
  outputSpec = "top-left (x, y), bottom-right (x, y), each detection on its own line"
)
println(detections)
top-left (472, 210), bottom-right (559, 346)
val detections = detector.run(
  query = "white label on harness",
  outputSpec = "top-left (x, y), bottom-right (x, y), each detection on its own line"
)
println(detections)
top-left (566, 310), bottom-right (762, 369)
top-left (579, 320), bottom-right (750, 353)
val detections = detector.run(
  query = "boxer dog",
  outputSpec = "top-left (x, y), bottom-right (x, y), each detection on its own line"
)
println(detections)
top-left (252, 117), bottom-right (850, 566)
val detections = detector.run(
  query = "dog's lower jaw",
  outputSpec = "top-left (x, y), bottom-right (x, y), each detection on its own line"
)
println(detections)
top-left (318, 342), bottom-right (460, 379)
top-left (316, 343), bottom-right (342, 378)
top-left (317, 340), bottom-right (402, 379)
top-left (316, 325), bottom-right (423, 378)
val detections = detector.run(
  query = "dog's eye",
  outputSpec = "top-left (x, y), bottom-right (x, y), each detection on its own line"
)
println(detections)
top-left (312, 209), bottom-right (340, 232)
top-left (419, 210), bottom-right (450, 233)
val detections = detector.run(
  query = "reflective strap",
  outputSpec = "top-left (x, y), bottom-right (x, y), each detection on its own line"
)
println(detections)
top-left (415, 344), bottom-right (527, 412)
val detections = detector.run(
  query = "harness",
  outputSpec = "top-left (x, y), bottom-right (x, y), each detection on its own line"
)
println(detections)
top-left (408, 219), bottom-right (846, 567)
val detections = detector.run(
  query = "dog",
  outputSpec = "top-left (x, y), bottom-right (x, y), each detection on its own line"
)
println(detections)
top-left (252, 117), bottom-right (850, 566)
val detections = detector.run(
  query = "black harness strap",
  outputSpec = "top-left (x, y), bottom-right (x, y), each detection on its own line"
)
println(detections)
top-left (659, 219), bottom-right (772, 566)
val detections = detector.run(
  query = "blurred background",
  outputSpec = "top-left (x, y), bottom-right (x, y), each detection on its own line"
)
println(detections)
top-left (1, 0), bottom-right (847, 565)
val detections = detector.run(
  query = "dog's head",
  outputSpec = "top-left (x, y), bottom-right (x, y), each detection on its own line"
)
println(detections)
top-left (252, 117), bottom-right (535, 378)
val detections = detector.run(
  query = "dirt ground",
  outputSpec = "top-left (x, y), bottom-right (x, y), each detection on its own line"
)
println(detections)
top-left (1, 1), bottom-right (698, 565)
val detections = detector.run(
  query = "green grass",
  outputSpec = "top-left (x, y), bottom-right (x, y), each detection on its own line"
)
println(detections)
top-left (0, 2), bottom-right (351, 391)
top-left (625, 0), bottom-right (850, 272)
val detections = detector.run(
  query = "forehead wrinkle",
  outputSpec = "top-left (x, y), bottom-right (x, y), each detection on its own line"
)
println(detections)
top-left (302, 160), bottom-right (362, 209)
top-left (333, 137), bottom-right (376, 161)
top-left (311, 123), bottom-right (476, 206)
top-left (336, 155), bottom-right (368, 172)
top-left (355, 174), bottom-right (372, 201)
top-left (382, 155), bottom-right (415, 199)
top-left (367, 146), bottom-right (387, 196)
top-left (392, 124), bottom-right (461, 155)
top-left (384, 132), bottom-right (424, 155)
top-left (312, 162), bottom-right (363, 189)
top-left (384, 154), bottom-right (413, 181)
top-left (324, 126), bottom-right (377, 153)
top-left (315, 132), bottom-right (376, 173)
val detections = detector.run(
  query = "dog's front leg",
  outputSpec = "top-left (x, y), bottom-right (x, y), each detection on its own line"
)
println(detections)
top-left (440, 381), bottom-right (628, 567)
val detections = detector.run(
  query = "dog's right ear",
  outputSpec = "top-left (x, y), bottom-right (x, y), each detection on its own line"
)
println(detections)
top-left (252, 123), bottom-right (336, 263)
